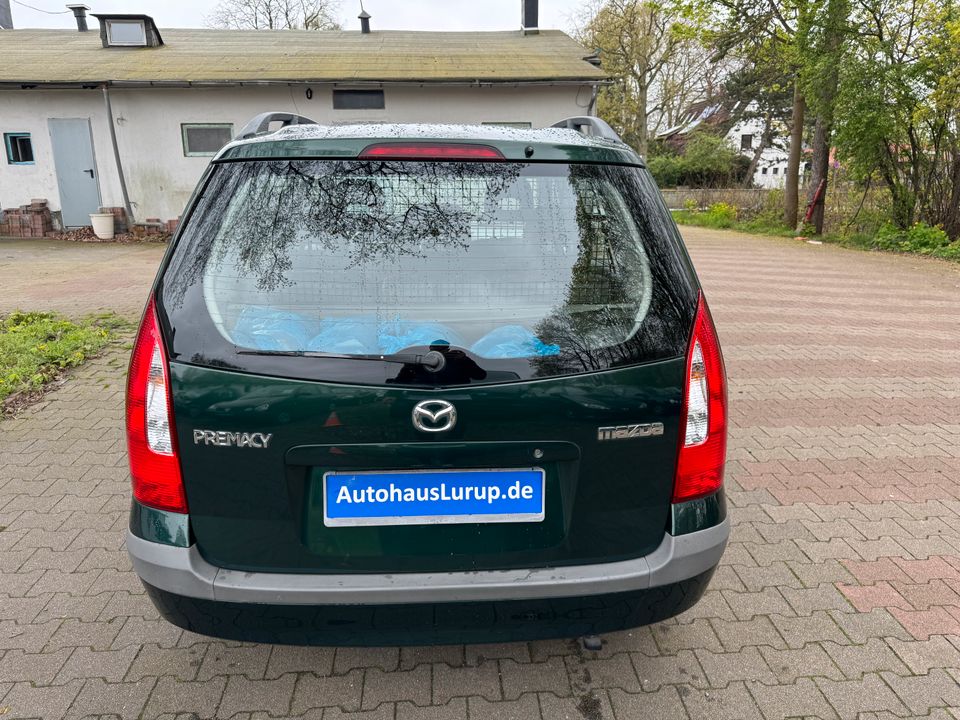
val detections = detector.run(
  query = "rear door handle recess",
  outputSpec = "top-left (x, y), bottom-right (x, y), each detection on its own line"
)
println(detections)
top-left (84, 169), bottom-right (95, 178)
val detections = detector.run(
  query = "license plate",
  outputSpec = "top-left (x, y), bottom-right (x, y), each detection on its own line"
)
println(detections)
top-left (323, 468), bottom-right (545, 527)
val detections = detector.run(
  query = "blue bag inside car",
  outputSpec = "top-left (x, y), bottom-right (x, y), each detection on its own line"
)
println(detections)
top-left (231, 307), bottom-right (319, 351)
top-left (233, 309), bottom-right (560, 359)
top-left (306, 319), bottom-right (465, 355)
top-left (379, 321), bottom-right (466, 354)
top-left (470, 325), bottom-right (561, 359)
top-left (307, 318), bottom-right (380, 355)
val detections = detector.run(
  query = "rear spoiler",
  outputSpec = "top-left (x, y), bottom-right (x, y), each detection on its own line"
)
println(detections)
top-left (551, 116), bottom-right (623, 143)
top-left (235, 112), bottom-right (318, 140)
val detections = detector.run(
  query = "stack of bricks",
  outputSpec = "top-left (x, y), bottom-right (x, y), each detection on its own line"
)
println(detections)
top-left (0, 199), bottom-right (54, 238)
top-left (136, 217), bottom-right (163, 236)
top-left (99, 206), bottom-right (129, 234)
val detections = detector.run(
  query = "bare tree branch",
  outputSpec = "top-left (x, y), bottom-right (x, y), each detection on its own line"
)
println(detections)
top-left (207, 0), bottom-right (341, 30)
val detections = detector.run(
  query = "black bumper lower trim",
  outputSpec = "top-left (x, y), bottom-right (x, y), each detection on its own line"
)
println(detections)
top-left (143, 566), bottom-right (716, 646)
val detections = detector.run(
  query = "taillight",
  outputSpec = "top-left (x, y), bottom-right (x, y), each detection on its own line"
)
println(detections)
top-left (674, 292), bottom-right (727, 503)
top-left (358, 142), bottom-right (505, 160)
top-left (125, 297), bottom-right (187, 514)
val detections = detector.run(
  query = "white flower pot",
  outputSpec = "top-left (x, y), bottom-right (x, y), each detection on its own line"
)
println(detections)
top-left (89, 213), bottom-right (115, 240)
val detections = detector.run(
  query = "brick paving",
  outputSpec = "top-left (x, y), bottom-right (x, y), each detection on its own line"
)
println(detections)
top-left (0, 238), bottom-right (166, 318)
top-left (1, 230), bottom-right (959, 719)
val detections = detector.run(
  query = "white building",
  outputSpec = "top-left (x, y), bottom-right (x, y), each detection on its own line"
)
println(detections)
top-left (657, 101), bottom-right (801, 189)
top-left (726, 115), bottom-right (799, 190)
top-left (0, 5), bottom-right (604, 227)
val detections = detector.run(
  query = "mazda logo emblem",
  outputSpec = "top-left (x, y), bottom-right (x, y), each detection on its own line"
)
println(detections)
top-left (412, 400), bottom-right (457, 433)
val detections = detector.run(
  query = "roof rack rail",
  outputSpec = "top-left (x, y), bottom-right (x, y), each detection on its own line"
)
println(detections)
top-left (236, 112), bottom-right (317, 140)
top-left (551, 116), bottom-right (623, 143)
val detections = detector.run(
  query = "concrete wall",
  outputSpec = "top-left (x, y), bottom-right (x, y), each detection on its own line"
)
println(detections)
top-left (1, 91), bottom-right (114, 224)
top-left (0, 83), bottom-right (593, 223)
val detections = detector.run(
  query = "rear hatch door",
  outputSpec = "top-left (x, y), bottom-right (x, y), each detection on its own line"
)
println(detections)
top-left (160, 153), bottom-right (697, 573)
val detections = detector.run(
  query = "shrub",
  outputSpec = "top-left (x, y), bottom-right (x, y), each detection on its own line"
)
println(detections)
top-left (647, 155), bottom-right (683, 187)
top-left (872, 222), bottom-right (950, 254)
top-left (705, 202), bottom-right (737, 228)
top-left (670, 202), bottom-right (739, 229)
top-left (872, 224), bottom-right (906, 251)
top-left (648, 132), bottom-right (750, 188)
top-left (737, 217), bottom-right (795, 236)
top-left (681, 134), bottom-right (750, 187)
top-left (750, 188), bottom-right (786, 223)
top-left (932, 241), bottom-right (960, 260)
top-left (904, 223), bottom-right (951, 252)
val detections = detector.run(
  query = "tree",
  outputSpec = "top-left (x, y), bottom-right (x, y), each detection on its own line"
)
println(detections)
top-left (207, 0), bottom-right (341, 30)
top-left (647, 36), bottom-right (734, 135)
top-left (698, 0), bottom-right (814, 227)
top-left (575, 1), bottom-right (692, 155)
top-left (833, 0), bottom-right (960, 238)
top-left (718, 61), bottom-right (795, 187)
top-left (783, 81), bottom-right (805, 227)
top-left (798, 0), bottom-right (850, 234)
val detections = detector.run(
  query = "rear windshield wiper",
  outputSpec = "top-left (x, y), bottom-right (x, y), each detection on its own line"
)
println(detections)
top-left (236, 348), bottom-right (448, 371)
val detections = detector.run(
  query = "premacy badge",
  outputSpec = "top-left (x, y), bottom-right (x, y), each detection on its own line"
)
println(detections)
top-left (193, 429), bottom-right (273, 448)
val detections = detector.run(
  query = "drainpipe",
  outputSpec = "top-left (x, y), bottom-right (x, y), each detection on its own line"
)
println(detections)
top-left (101, 84), bottom-right (134, 223)
top-left (587, 85), bottom-right (599, 115)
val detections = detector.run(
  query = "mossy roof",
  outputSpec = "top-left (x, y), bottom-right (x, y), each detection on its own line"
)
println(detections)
top-left (0, 28), bottom-right (606, 86)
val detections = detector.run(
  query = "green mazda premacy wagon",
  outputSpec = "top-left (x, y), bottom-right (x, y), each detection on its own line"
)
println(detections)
top-left (125, 114), bottom-right (729, 645)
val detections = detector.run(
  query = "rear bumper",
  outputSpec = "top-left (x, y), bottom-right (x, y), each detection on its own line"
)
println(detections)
top-left (143, 566), bottom-right (718, 645)
top-left (127, 518), bottom-right (728, 606)
top-left (130, 516), bottom-right (727, 644)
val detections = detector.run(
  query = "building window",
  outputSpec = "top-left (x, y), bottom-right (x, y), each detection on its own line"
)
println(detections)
top-left (181, 124), bottom-right (233, 157)
top-left (740, 134), bottom-right (754, 151)
top-left (4, 133), bottom-right (34, 164)
top-left (333, 90), bottom-right (385, 110)
top-left (481, 122), bottom-right (533, 128)
top-left (106, 19), bottom-right (147, 46)
top-left (772, 167), bottom-right (779, 175)
top-left (761, 167), bottom-right (768, 175)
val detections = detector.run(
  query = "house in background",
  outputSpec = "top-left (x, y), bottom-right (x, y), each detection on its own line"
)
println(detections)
top-left (0, 1), bottom-right (604, 230)
top-left (729, 114), bottom-right (803, 189)
top-left (657, 100), bottom-right (802, 189)
top-left (656, 99), bottom-right (740, 149)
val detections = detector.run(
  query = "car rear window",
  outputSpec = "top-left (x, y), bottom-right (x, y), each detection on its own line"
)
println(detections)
top-left (160, 159), bottom-right (696, 387)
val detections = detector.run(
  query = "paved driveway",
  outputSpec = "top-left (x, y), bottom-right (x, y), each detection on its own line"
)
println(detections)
top-left (0, 239), bottom-right (166, 318)
top-left (1, 231), bottom-right (959, 719)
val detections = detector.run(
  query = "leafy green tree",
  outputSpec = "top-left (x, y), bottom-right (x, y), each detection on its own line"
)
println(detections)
top-left (798, 0), bottom-right (850, 234)
top-left (720, 61), bottom-right (795, 187)
top-left (576, 1), bottom-right (713, 155)
top-left (695, 0), bottom-right (814, 226)
top-left (833, 0), bottom-right (960, 238)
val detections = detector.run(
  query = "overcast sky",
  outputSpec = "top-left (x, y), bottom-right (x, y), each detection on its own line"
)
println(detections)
top-left (9, 0), bottom-right (585, 32)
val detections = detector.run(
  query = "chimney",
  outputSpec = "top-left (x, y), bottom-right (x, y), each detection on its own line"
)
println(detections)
top-left (66, 4), bottom-right (90, 31)
top-left (0, 0), bottom-right (13, 29)
top-left (358, 6), bottom-right (371, 34)
top-left (521, 0), bottom-right (538, 34)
